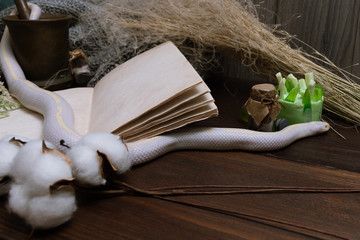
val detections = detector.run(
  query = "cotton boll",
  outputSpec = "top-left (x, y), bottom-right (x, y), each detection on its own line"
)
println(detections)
top-left (0, 136), bottom-right (29, 196)
top-left (0, 136), bottom-right (28, 178)
top-left (7, 140), bottom-right (77, 230)
top-left (26, 191), bottom-right (77, 229)
top-left (81, 132), bottom-right (131, 174)
top-left (9, 183), bottom-right (77, 229)
top-left (67, 143), bottom-right (106, 186)
top-left (25, 152), bottom-right (73, 197)
top-left (11, 140), bottom-right (55, 183)
top-left (0, 143), bottom-right (19, 178)
top-left (67, 132), bottom-right (130, 186)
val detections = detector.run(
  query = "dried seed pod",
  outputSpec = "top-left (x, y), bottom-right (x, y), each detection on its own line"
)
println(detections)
top-left (69, 49), bottom-right (93, 85)
top-left (97, 151), bottom-right (117, 180)
top-left (0, 176), bottom-right (11, 195)
top-left (9, 137), bottom-right (27, 147)
top-left (49, 178), bottom-right (76, 194)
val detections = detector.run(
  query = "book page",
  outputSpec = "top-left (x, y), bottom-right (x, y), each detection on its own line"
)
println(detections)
top-left (0, 107), bottom-right (43, 140)
top-left (117, 93), bottom-right (215, 138)
top-left (126, 102), bottom-right (218, 142)
top-left (0, 88), bottom-right (93, 139)
top-left (113, 82), bottom-right (210, 135)
top-left (60, 88), bottom-right (93, 135)
top-left (89, 42), bottom-right (204, 133)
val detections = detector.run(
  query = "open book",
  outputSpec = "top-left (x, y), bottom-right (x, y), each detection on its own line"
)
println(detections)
top-left (0, 42), bottom-right (218, 142)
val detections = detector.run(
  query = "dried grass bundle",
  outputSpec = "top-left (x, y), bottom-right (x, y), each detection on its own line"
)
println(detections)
top-left (89, 0), bottom-right (360, 125)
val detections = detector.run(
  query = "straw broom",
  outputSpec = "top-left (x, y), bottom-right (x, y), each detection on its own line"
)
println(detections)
top-left (92, 0), bottom-right (360, 125)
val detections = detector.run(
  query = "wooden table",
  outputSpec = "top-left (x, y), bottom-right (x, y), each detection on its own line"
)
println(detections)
top-left (1, 78), bottom-right (359, 239)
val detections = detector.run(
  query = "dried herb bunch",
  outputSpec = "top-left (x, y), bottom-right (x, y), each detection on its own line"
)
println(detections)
top-left (88, 0), bottom-right (360, 124)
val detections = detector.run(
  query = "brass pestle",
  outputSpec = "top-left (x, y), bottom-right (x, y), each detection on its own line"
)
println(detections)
top-left (14, 0), bottom-right (31, 20)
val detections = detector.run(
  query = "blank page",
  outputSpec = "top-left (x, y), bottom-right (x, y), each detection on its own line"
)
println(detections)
top-left (89, 42), bottom-right (204, 133)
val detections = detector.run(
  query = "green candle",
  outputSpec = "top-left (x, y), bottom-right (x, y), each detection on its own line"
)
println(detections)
top-left (276, 72), bottom-right (323, 125)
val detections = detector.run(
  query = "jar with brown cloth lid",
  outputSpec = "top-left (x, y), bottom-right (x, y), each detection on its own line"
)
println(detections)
top-left (245, 84), bottom-right (282, 132)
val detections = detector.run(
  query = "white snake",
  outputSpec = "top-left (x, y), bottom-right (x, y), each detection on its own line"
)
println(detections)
top-left (0, 4), bottom-right (330, 168)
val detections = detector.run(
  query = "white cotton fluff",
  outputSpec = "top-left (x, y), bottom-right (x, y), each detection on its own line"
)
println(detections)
top-left (0, 136), bottom-right (29, 178)
top-left (0, 136), bottom-right (29, 195)
top-left (81, 132), bottom-right (130, 174)
top-left (11, 140), bottom-right (55, 183)
top-left (25, 152), bottom-right (73, 197)
top-left (8, 184), bottom-right (77, 229)
top-left (67, 132), bottom-right (130, 186)
top-left (8, 184), bottom-right (29, 219)
top-left (67, 144), bottom-right (106, 186)
top-left (26, 191), bottom-right (76, 229)
top-left (7, 140), bottom-right (77, 229)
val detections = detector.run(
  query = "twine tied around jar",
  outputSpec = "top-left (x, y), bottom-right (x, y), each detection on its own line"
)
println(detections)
top-left (245, 84), bottom-right (282, 130)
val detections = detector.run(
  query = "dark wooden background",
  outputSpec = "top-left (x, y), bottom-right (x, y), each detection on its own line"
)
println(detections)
top-left (222, 0), bottom-right (360, 84)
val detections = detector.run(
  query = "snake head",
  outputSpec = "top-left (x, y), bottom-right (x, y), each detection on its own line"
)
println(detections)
top-left (313, 121), bottom-right (330, 134)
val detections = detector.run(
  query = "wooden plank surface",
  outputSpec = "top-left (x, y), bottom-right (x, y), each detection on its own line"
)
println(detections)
top-left (2, 150), bottom-right (360, 239)
top-left (276, 0), bottom-right (360, 79)
top-left (223, 0), bottom-right (360, 83)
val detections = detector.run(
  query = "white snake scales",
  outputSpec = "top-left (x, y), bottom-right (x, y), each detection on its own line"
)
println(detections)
top-left (1, 3), bottom-right (330, 172)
